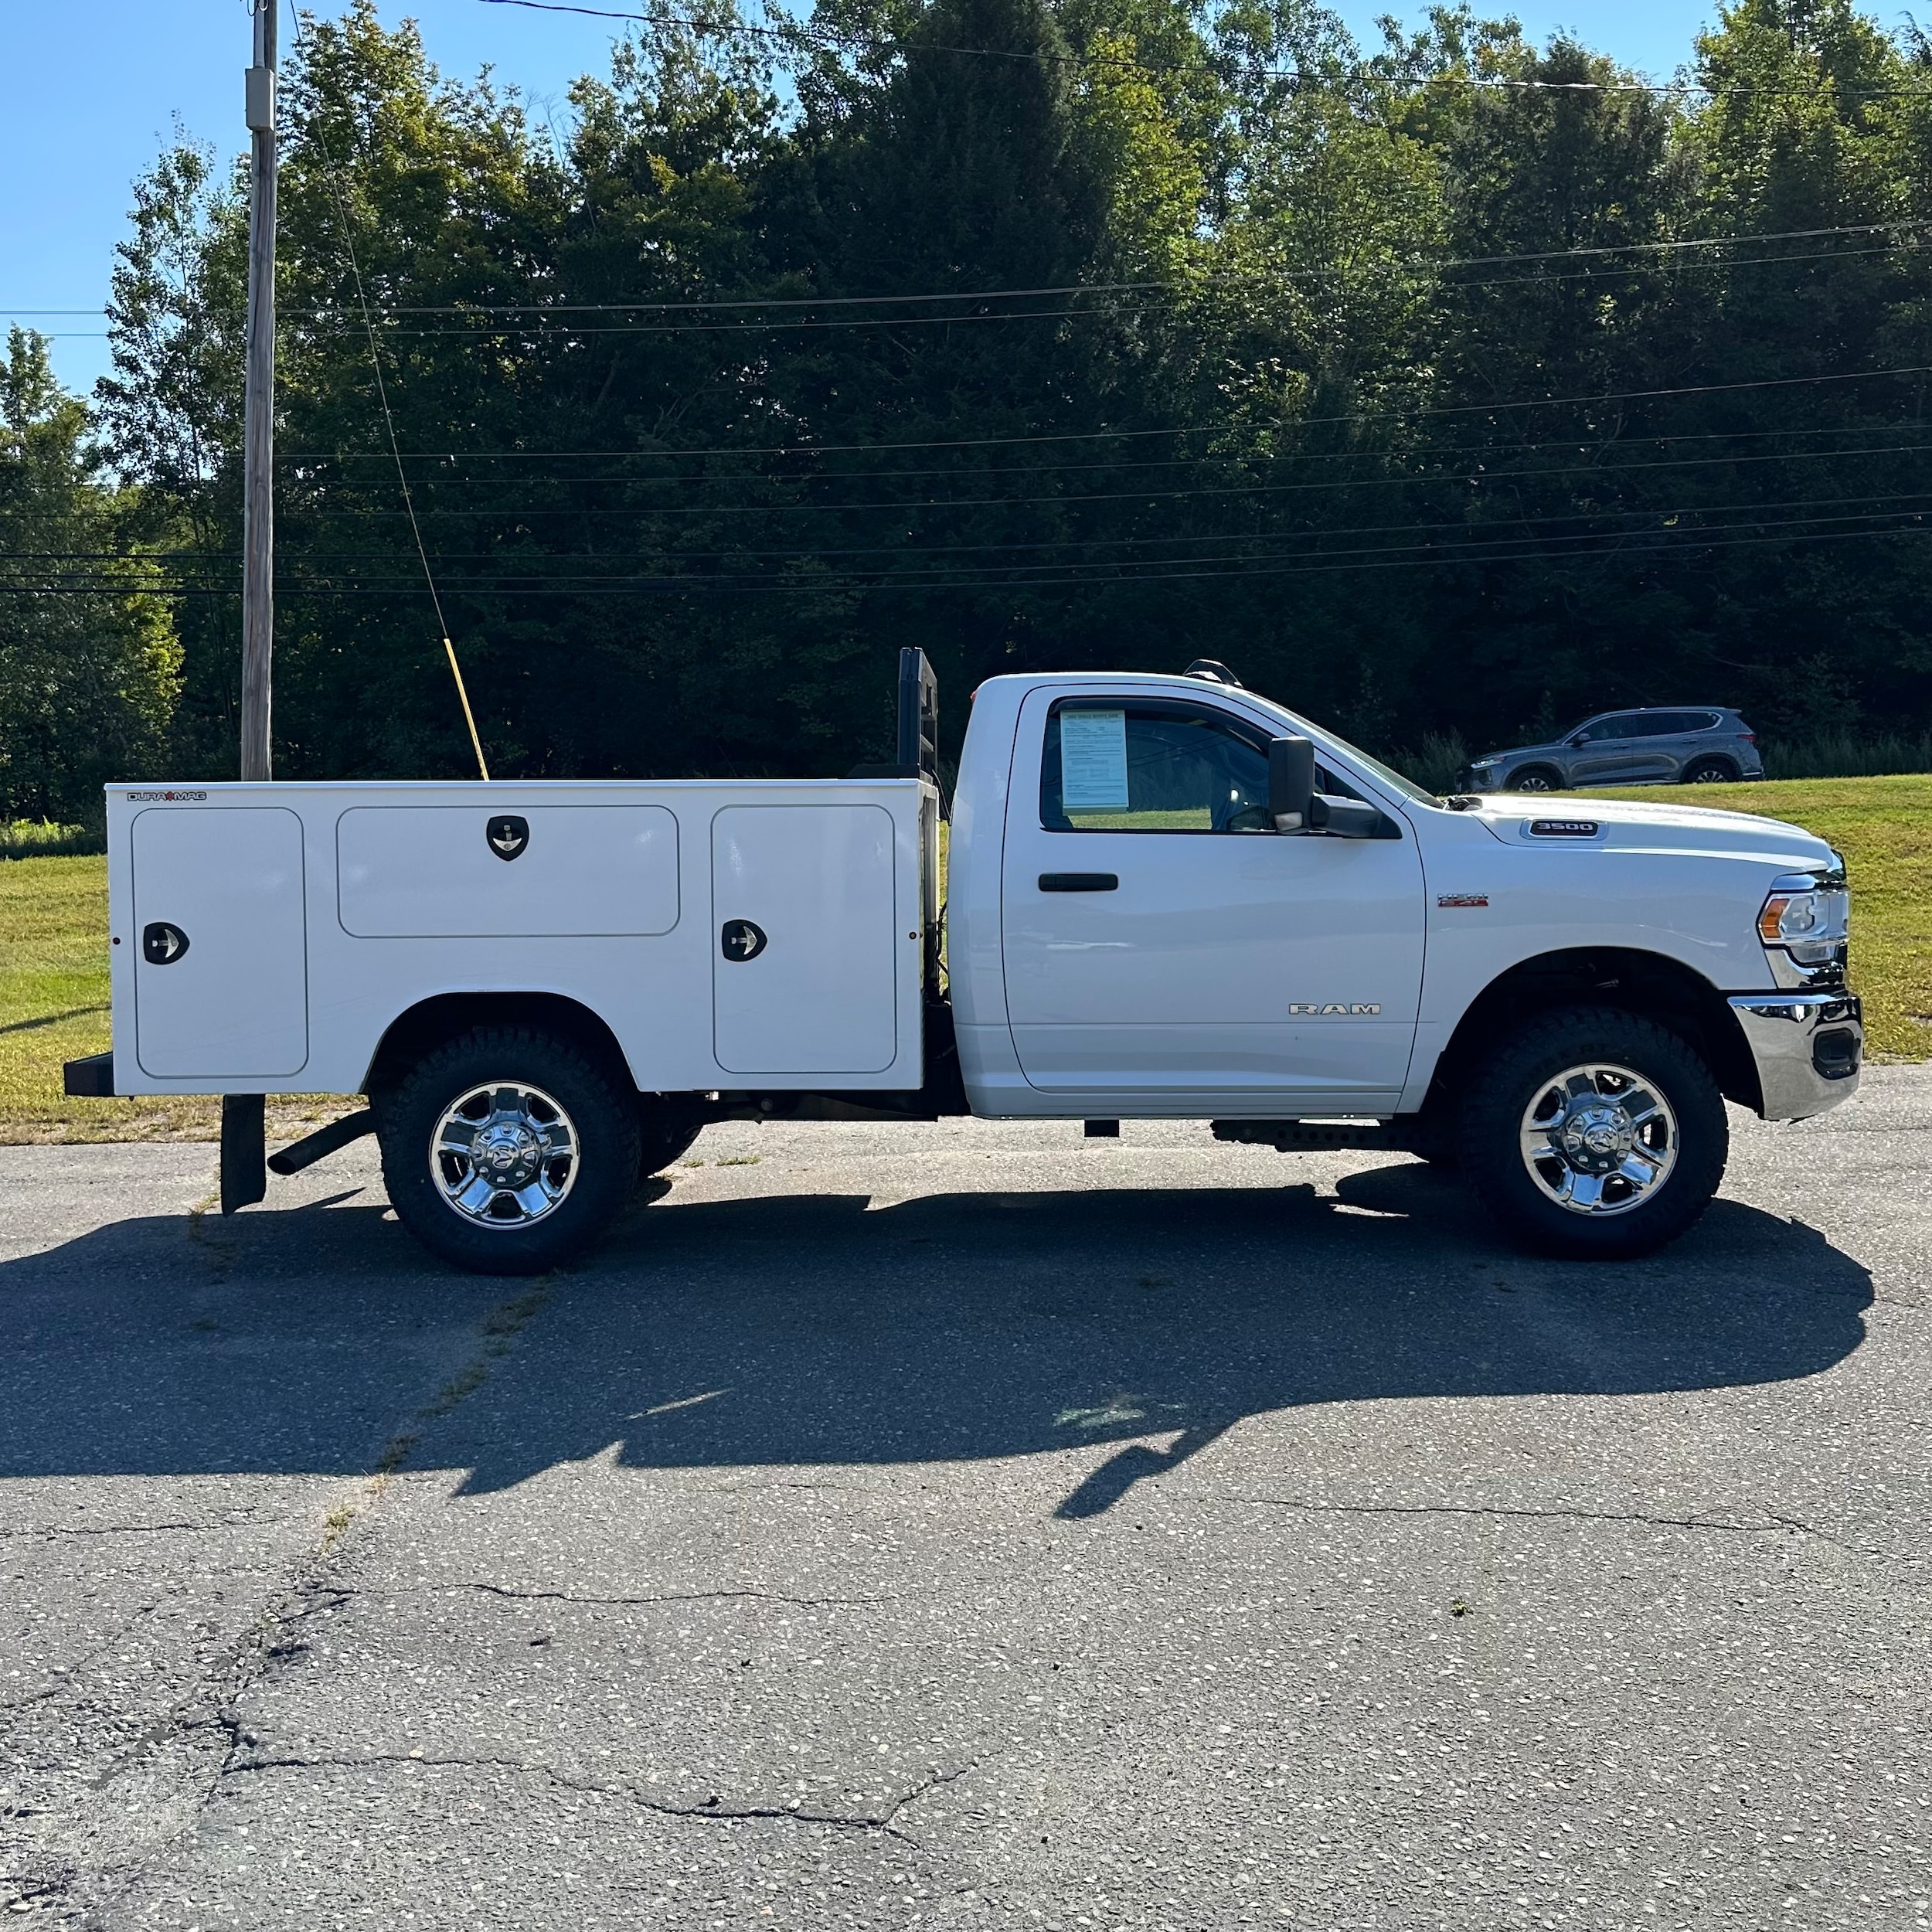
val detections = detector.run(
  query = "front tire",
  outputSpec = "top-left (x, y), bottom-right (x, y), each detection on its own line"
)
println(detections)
top-left (378, 1026), bottom-right (641, 1274)
top-left (1509, 766), bottom-right (1563, 794)
top-left (1458, 1006), bottom-right (1727, 1259)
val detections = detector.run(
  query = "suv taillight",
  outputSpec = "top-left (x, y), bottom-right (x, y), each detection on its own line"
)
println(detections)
top-left (1741, 732), bottom-right (1756, 743)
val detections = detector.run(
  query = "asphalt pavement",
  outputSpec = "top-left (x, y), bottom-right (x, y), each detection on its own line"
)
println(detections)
top-left (2, 1072), bottom-right (1930, 1930)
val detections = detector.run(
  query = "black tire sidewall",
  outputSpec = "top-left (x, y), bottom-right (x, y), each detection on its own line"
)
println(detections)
top-left (1461, 1006), bottom-right (1728, 1259)
top-left (638, 1104), bottom-right (705, 1179)
top-left (378, 1026), bottom-right (641, 1274)
top-left (1509, 767), bottom-right (1561, 793)
top-left (1683, 759), bottom-right (1735, 784)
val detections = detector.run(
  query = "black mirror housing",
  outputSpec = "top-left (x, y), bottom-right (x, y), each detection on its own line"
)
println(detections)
top-left (1309, 793), bottom-right (1386, 839)
top-left (1268, 736), bottom-right (1315, 830)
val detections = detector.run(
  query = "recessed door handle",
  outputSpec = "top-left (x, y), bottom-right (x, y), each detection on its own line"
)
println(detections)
top-left (141, 922), bottom-right (190, 965)
top-left (1039, 872), bottom-right (1118, 893)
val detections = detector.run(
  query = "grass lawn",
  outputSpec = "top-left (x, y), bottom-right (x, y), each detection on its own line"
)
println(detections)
top-left (0, 854), bottom-right (352, 1145)
top-left (1587, 773), bottom-right (1930, 1060)
top-left (1, 774), bottom-right (1923, 1140)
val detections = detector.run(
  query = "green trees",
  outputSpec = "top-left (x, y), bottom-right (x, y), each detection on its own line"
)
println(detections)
top-left (0, 331), bottom-right (180, 824)
top-left (73, 0), bottom-right (1932, 781)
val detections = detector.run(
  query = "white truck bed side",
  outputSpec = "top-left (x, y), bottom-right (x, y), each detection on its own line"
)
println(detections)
top-left (106, 779), bottom-right (934, 1096)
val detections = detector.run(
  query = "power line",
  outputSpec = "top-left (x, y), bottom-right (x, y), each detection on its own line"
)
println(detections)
top-left (471, 0), bottom-right (1932, 102)
top-left (284, 430), bottom-right (1932, 493)
top-left (3, 419), bottom-right (1915, 519)
top-left (32, 488), bottom-right (1932, 580)
top-left (267, 437), bottom-right (1932, 522)
top-left (281, 361), bottom-right (1932, 464)
top-left (16, 510), bottom-right (1930, 597)
top-left (11, 419), bottom-right (1917, 541)
top-left (19, 216), bottom-right (1924, 326)
top-left (277, 244), bottom-right (1932, 336)
top-left (260, 417), bottom-right (1932, 488)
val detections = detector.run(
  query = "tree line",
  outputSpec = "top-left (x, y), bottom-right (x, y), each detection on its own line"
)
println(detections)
top-left (5, 0), bottom-right (1932, 818)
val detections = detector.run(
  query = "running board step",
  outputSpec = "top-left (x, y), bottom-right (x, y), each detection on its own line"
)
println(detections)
top-left (1213, 1118), bottom-right (1407, 1151)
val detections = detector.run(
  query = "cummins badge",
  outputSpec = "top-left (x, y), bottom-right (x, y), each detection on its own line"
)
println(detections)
top-left (486, 814), bottom-right (529, 862)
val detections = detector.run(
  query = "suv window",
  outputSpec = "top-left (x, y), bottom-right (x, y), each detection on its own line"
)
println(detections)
top-left (1666, 710), bottom-right (1721, 733)
top-left (1042, 699), bottom-right (1279, 832)
top-left (1572, 714), bottom-right (1643, 743)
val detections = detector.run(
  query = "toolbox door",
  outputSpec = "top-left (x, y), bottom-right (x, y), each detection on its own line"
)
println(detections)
top-left (711, 805), bottom-right (896, 1075)
top-left (131, 807), bottom-right (308, 1080)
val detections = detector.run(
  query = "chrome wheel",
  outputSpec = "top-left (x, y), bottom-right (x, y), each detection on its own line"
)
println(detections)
top-left (1518, 1063), bottom-right (1677, 1216)
top-left (430, 1081), bottom-right (578, 1229)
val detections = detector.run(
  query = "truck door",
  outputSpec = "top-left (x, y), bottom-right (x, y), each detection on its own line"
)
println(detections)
top-left (999, 692), bottom-right (1423, 1104)
top-left (131, 805), bottom-right (308, 1080)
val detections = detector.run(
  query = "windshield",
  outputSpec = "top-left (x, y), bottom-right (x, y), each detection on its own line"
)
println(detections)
top-left (1238, 692), bottom-right (1444, 808)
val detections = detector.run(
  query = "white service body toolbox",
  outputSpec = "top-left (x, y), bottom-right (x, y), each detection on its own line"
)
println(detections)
top-left (105, 780), bottom-right (936, 1097)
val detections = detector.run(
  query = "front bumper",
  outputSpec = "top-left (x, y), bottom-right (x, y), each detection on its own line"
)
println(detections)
top-left (1726, 991), bottom-right (1862, 1120)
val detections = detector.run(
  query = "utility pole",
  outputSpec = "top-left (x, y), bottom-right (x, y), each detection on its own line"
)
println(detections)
top-left (226, 0), bottom-right (278, 1217)
top-left (240, 0), bottom-right (277, 783)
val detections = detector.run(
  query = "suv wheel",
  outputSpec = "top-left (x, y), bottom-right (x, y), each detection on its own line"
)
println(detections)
top-left (1682, 757), bottom-right (1737, 784)
top-left (1458, 1006), bottom-right (1727, 1259)
top-left (1509, 765), bottom-right (1562, 793)
top-left (378, 1025), bottom-right (641, 1274)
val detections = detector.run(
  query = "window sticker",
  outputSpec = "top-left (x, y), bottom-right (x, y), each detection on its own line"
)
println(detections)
top-left (1059, 709), bottom-right (1129, 811)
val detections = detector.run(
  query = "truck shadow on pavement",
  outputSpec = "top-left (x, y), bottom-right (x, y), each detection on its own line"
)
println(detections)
top-left (0, 1161), bottom-right (1869, 1519)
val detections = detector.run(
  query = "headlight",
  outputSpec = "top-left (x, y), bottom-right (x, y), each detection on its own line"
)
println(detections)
top-left (1470, 757), bottom-right (1498, 769)
top-left (1758, 871), bottom-right (1849, 965)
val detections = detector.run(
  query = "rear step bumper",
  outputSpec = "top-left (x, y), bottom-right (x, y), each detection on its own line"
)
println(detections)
top-left (63, 1052), bottom-right (114, 1097)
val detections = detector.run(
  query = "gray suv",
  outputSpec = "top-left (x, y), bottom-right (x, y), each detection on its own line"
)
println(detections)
top-left (1458, 706), bottom-right (1764, 794)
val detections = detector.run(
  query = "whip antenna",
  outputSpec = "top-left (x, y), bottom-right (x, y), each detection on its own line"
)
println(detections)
top-left (288, 3), bottom-right (489, 781)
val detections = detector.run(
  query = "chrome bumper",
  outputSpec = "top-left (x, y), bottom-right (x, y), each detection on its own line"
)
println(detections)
top-left (1726, 991), bottom-right (1862, 1120)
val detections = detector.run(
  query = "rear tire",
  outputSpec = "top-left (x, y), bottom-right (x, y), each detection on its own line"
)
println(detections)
top-left (1458, 1006), bottom-right (1726, 1260)
top-left (1509, 766), bottom-right (1562, 794)
top-left (638, 1098), bottom-right (705, 1178)
top-left (1682, 757), bottom-right (1737, 784)
top-left (378, 1025), bottom-right (641, 1275)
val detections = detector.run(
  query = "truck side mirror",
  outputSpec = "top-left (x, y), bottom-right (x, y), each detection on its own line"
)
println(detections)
top-left (1310, 794), bottom-right (1386, 838)
top-left (1268, 736), bottom-right (1314, 831)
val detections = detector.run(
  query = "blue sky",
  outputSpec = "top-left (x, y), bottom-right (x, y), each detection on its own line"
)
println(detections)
top-left (7, 0), bottom-right (1723, 398)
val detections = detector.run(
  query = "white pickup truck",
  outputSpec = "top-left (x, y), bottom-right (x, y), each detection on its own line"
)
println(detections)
top-left (68, 652), bottom-right (1860, 1272)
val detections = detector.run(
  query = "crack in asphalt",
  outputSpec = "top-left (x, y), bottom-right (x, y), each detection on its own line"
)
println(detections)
top-left (49, 1277), bottom-right (571, 1918)
top-left (0, 1514), bottom-right (281, 1541)
top-left (1761, 1509), bottom-right (1893, 1558)
top-left (1196, 1491), bottom-right (1790, 1534)
top-left (465, 1583), bottom-right (896, 1609)
top-left (218, 1749), bottom-right (981, 1835)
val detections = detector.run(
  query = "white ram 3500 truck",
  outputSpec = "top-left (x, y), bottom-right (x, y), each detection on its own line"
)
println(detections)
top-left (68, 652), bottom-right (1860, 1272)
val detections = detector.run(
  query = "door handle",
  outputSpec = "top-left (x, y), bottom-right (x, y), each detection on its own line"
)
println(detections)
top-left (141, 922), bottom-right (190, 965)
top-left (1038, 872), bottom-right (1118, 893)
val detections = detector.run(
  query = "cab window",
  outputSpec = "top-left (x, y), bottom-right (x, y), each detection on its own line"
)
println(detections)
top-left (1042, 699), bottom-right (1274, 833)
